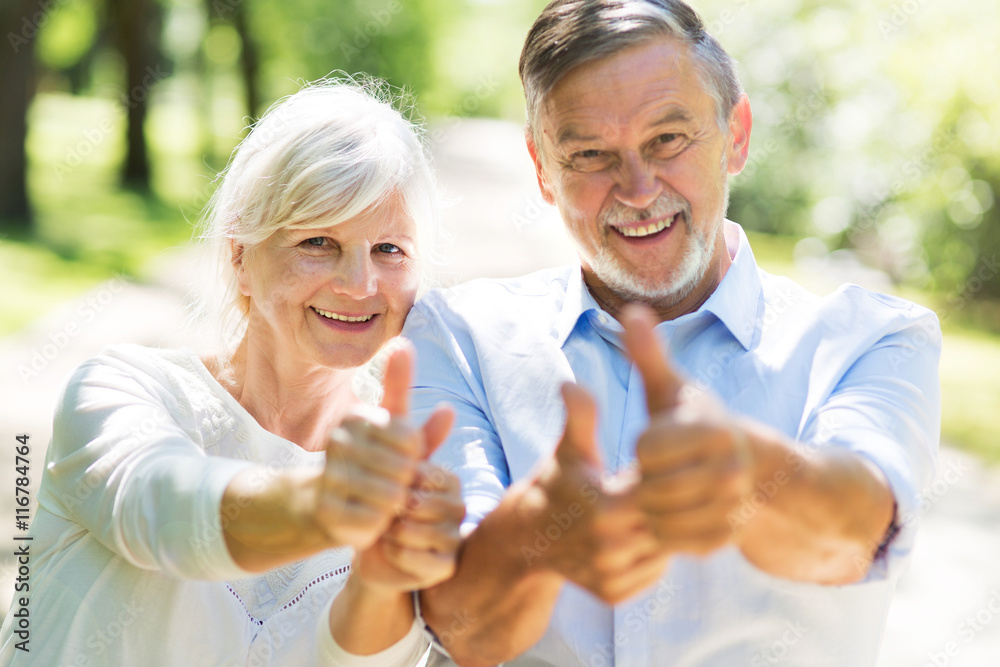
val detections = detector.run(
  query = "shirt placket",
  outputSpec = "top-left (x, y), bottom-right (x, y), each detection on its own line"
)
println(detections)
top-left (612, 358), bottom-right (659, 667)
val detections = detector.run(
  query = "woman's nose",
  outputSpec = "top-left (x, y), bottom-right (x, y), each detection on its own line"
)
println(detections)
top-left (330, 250), bottom-right (377, 298)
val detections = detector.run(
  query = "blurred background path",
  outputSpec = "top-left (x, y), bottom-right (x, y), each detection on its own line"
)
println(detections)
top-left (1, 119), bottom-right (999, 665)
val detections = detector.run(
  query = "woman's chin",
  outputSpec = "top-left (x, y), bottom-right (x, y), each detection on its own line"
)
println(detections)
top-left (313, 345), bottom-right (379, 370)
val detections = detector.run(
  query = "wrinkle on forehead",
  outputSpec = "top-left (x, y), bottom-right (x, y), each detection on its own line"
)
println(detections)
top-left (540, 39), bottom-right (712, 146)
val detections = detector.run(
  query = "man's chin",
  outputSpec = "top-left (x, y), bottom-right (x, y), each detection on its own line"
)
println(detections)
top-left (590, 258), bottom-right (703, 308)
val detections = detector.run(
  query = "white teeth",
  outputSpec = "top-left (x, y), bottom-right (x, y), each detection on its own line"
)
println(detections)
top-left (616, 215), bottom-right (674, 237)
top-left (313, 308), bottom-right (374, 323)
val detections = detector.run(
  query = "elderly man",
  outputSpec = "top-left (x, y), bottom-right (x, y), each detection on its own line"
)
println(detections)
top-left (405, 0), bottom-right (940, 665)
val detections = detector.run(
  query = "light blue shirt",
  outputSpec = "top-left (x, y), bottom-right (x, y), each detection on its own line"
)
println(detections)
top-left (404, 222), bottom-right (941, 666)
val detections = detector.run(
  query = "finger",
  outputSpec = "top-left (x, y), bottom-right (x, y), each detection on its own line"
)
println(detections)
top-left (316, 501), bottom-right (390, 550)
top-left (384, 518), bottom-right (461, 554)
top-left (412, 461), bottom-right (461, 494)
top-left (379, 544), bottom-right (457, 587)
top-left (380, 341), bottom-right (414, 417)
top-left (340, 475), bottom-right (410, 516)
top-left (339, 414), bottom-right (421, 458)
top-left (327, 441), bottom-right (416, 487)
top-left (620, 304), bottom-right (684, 415)
top-left (636, 464), bottom-right (737, 511)
top-left (644, 496), bottom-right (742, 535)
top-left (589, 524), bottom-right (663, 574)
top-left (634, 418), bottom-right (718, 472)
top-left (421, 404), bottom-right (455, 459)
top-left (400, 487), bottom-right (466, 524)
top-left (557, 382), bottom-right (603, 469)
top-left (597, 551), bottom-right (671, 604)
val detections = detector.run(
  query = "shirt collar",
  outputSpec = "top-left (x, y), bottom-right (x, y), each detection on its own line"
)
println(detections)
top-left (553, 220), bottom-right (761, 350)
top-left (698, 221), bottom-right (761, 350)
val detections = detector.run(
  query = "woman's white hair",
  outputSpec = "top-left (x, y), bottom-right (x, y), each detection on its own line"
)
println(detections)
top-left (192, 74), bottom-right (440, 399)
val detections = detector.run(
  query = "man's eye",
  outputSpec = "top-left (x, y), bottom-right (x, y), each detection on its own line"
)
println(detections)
top-left (651, 133), bottom-right (687, 156)
top-left (376, 243), bottom-right (401, 255)
top-left (567, 149), bottom-right (611, 172)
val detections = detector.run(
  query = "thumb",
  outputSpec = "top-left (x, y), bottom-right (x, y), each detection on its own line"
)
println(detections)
top-left (557, 382), bottom-right (603, 469)
top-left (379, 340), bottom-right (414, 417)
top-left (621, 304), bottom-right (683, 415)
top-left (420, 403), bottom-right (455, 460)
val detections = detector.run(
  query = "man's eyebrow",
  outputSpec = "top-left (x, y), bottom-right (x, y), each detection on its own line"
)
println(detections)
top-left (555, 126), bottom-right (600, 145)
top-left (554, 107), bottom-right (696, 145)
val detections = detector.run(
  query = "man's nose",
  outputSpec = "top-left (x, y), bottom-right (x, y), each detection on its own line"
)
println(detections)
top-left (614, 153), bottom-right (662, 210)
top-left (331, 250), bottom-right (378, 298)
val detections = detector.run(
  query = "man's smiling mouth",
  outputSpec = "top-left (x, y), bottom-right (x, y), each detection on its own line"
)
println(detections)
top-left (611, 212), bottom-right (679, 238)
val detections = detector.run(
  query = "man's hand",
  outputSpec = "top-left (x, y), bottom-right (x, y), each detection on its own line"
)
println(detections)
top-left (622, 305), bottom-right (754, 556)
top-left (524, 381), bottom-right (667, 604)
top-left (620, 305), bottom-right (896, 584)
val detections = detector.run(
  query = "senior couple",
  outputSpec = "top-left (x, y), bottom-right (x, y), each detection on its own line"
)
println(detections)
top-left (1, 0), bottom-right (939, 665)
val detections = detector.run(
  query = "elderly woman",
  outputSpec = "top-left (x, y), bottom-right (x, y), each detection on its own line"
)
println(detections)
top-left (0, 78), bottom-right (463, 665)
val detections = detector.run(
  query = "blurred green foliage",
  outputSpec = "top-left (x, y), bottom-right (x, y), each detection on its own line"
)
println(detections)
top-left (704, 0), bottom-right (1000, 311)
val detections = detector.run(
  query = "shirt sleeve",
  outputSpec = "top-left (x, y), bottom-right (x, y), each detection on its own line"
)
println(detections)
top-left (315, 596), bottom-right (430, 667)
top-left (403, 300), bottom-right (511, 535)
top-left (38, 349), bottom-right (255, 580)
top-left (799, 300), bottom-right (941, 581)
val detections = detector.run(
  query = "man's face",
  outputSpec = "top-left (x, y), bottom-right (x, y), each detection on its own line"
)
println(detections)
top-left (528, 37), bottom-right (751, 315)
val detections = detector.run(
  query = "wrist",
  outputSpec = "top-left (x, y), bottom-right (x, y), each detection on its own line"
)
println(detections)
top-left (330, 571), bottom-right (413, 654)
top-left (222, 466), bottom-right (329, 571)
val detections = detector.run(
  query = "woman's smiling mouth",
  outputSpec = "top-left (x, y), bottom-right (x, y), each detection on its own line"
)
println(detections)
top-left (311, 307), bottom-right (375, 323)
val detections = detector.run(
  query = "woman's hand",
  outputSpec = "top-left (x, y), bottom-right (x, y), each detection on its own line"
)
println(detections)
top-left (312, 343), bottom-right (456, 551)
top-left (326, 345), bottom-right (463, 657)
top-left (222, 342), bottom-right (457, 572)
top-left (353, 460), bottom-right (465, 591)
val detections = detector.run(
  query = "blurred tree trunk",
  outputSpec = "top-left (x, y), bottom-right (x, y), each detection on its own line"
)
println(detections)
top-left (108, 0), bottom-right (161, 190)
top-left (232, 2), bottom-right (260, 118)
top-left (0, 0), bottom-right (38, 232)
top-left (209, 0), bottom-right (261, 119)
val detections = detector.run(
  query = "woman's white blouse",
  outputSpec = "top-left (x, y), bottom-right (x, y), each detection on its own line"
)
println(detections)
top-left (0, 343), bottom-right (428, 666)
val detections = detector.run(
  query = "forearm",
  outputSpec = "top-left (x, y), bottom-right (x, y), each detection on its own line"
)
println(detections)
top-left (737, 421), bottom-right (896, 584)
top-left (421, 483), bottom-right (564, 667)
top-left (223, 466), bottom-right (330, 572)
top-left (328, 573), bottom-right (415, 655)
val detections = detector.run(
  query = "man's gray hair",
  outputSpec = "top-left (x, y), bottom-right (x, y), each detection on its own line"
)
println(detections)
top-left (519, 0), bottom-right (743, 139)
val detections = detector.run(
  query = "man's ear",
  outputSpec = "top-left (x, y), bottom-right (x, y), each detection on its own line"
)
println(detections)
top-left (525, 129), bottom-right (556, 206)
top-left (726, 94), bottom-right (753, 175)
top-left (231, 239), bottom-right (252, 297)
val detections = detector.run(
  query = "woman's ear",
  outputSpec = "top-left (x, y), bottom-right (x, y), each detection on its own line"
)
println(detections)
top-left (231, 239), bottom-right (252, 297)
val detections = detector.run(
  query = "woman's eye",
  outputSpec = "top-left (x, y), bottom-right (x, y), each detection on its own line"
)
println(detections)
top-left (376, 243), bottom-right (401, 255)
top-left (304, 237), bottom-right (326, 246)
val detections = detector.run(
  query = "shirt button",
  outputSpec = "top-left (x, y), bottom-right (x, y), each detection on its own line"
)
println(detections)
top-left (598, 314), bottom-right (610, 325)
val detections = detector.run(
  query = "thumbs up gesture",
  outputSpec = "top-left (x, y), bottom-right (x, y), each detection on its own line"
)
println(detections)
top-left (525, 382), bottom-right (668, 604)
top-left (317, 341), bottom-right (462, 561)
top-left (621, 305), bottom-right (755, 556)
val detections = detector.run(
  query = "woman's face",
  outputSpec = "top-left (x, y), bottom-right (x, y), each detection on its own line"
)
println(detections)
top-left (237, 195), bottom-right (420, 371)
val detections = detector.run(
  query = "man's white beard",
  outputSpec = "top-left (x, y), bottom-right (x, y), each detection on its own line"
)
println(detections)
top-left (589, 179), bottom-right (728, 308)
top-left (589, 225), bottom-right (710, 306)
